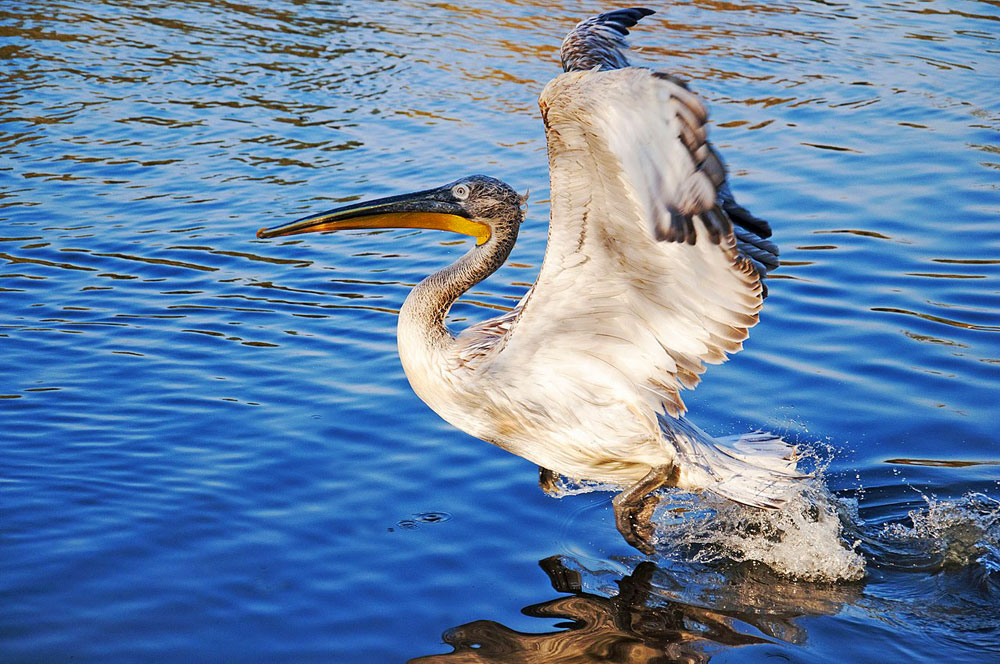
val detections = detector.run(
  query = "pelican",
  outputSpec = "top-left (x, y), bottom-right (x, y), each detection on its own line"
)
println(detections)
top-left (257, 8), bottom-right (802, 553)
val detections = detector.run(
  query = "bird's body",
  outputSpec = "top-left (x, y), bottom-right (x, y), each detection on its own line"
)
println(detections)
top-left (258, 8), bottom-right (803, 552)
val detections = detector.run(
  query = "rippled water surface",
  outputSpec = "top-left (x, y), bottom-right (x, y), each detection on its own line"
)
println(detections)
top-left (2, 1), bottom-right (999, 662)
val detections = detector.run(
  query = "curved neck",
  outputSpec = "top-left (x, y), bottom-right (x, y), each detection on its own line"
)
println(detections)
top-left (395, 215), bottom-right (520, 431)
top-left (398, 223), bottom-right (518, 352)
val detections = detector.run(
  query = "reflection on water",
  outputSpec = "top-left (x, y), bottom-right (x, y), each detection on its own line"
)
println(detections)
top-left (2, 0), bottom-right (999, 661)
top-left (413, 488), bottom-right (1000, 662)
top-left (410, 555), bottom-right (856, 663)
top-left (886, 458), bottom-right (1000, 468)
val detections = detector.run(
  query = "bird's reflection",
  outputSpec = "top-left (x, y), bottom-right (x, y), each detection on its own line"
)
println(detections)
top-left (410, 555), bottom-right (860, 663)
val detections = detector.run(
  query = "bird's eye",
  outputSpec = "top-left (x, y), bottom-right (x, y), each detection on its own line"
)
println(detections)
top-left (452, 184), bottom-right (471, 200)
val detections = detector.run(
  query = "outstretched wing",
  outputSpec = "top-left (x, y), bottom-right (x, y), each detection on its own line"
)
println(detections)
top-left (560, 7), bottom-right (655, 72)
top-left (482, 66), bottom-right (775, 420)
top-left (559, 8), bottom-right (777, 282)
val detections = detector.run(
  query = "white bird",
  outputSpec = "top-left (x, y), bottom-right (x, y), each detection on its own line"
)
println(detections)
top-left (257, 8), bottom-right (802, 553)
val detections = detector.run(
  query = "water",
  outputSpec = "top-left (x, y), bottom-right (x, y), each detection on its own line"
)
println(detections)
top-left (1, 0), bottom-right (998, 661)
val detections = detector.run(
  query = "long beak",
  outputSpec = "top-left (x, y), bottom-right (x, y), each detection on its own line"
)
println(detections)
top-left (256, 187), bottom-right (491, 245)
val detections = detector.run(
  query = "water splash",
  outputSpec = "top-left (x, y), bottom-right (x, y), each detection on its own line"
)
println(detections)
top-left (652, 482), bottom-right (866, 583)
top-left (546, 477), bottom-right (621, 497)
top-left (629, 439), bottom-right (863, 582)
top-left (552, 442), bottom-right (999, 585)
top-left (873, 492), bottom-right (1000, 573)
top-left (551, 442), bottom-right (866, 581)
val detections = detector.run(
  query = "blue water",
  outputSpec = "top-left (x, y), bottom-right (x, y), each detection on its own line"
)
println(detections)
top-left (2, 0), bottom-right (998, 661)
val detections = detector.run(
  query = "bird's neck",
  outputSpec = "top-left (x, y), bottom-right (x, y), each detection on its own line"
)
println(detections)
top-left (396, 223), bottom-right (518, 410)
top-left (399, 229), bottom-right (515, 351)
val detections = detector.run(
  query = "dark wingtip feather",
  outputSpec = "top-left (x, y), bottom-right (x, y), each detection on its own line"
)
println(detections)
top-left (724, 198), bottom-right (773, 239)
top-left (594, 7), bottom-right (656, 35)
top-left (561, 7), bottom-right (656, 72)
top-left (718, 182), bottom-right (773, 239)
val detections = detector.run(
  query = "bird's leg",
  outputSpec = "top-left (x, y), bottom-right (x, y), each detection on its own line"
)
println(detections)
top-left (612, 464), bottom-right (678, 554)
top-left (538, 466), bottom-right (561, 496)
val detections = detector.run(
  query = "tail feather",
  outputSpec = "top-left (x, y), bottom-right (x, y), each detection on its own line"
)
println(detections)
top-left (660, 417), bottom-right (808, 509)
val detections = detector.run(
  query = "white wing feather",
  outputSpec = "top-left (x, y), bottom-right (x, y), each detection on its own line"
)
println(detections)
top-left (482, 68), bottom-right (764, 422)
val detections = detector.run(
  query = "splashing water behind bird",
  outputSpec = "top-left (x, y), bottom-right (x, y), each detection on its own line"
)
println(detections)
top-left (653, 483), bottom-right (867, 583)
top-left (557, 444), bottom-right (999, 584)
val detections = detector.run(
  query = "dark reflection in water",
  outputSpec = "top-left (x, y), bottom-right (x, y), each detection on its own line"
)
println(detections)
top-left (413, 486), bottom-right (1000, 662)
top-left (411, 555), bottom-right (857, 663)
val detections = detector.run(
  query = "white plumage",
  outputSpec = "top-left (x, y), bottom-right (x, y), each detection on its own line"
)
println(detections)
top-left (441, 67), bottom-right (796, 496)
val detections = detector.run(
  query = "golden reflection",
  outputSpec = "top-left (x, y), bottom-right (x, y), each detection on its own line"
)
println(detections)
top-left (932, 258), bottom-right (1000, 265)
top-left (456, 299), bottom-right (514, 313)
top-left (815, 229), bottom-right (893, 240)
top-left (410, 555), bottom-right (857, 663)
top-left (0, 251), bottom-right (96, 272)
top-left (89, 251), bottom-right (217, 272)
top-left (885, 458), bottom-right (1000, 468)
top-left (905, 272), bottom-right (985, 279)
top-left (871, 307), bottom-right (1000, 332)
top-left (800, 142), bottom-right (860, 153)
top-left (168, 246), bottom-right (312, 267)
top-left (904, 331), bottom-right (967, 348)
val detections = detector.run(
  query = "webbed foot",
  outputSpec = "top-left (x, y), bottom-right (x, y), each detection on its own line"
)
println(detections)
top-left (611, 464), bottom-right (678, 554)
top-left (538, 466), bottom-right (561, 496)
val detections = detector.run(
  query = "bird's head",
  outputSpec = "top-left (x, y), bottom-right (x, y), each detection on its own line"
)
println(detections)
top-left (256, 174), bottom-right (524, 246)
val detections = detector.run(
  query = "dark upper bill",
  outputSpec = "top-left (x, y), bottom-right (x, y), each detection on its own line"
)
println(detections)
top-left (256, 187), bottom-right (491, 245)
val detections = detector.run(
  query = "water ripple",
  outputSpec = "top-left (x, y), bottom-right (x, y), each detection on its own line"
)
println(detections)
top-left (2, 0), bottom-right (999, 662)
